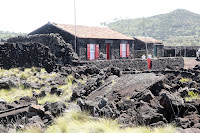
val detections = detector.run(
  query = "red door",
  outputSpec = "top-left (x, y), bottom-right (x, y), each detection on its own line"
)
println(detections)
top-left (107, 43), bottom-right (110, 60)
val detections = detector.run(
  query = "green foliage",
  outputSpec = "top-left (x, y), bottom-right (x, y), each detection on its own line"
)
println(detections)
top-left (188, 91), bottom-right (198, 97)
top-left (186, 91), bottom-right (200, 101)
top-left (106, 9), bottom-right (200, 46)
top-left (0, 31), bottom-right (26, 41)
top-left (179, 78), bottom-right (189, 83)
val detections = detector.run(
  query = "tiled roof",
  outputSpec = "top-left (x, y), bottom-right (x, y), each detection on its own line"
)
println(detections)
top-left (134, 37), bottom-right (162, 44)
top-left (51, 23), bottom-right (134, 40)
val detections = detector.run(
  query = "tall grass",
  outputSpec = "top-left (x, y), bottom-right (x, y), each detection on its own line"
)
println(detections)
top-left (43, 111), bottom-right (177, 133)
top-left (0, 87), bottom-right (41, 103)
top-left (0, 67), bottom-right (72, 104)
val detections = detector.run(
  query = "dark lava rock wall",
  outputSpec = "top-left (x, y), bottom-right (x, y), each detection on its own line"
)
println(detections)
top-left (80, 57), bottom-right (184, 71)
top-left (0, 42), bottom-right (56, 72)
top-left (151, 57), bottom-right (184, 70)
top-left (164, 46), bottom-right (200, 57)
top-left (80, 59), bottom-right (148, 71)
top-left (7, 33), bottom-right (80, 66)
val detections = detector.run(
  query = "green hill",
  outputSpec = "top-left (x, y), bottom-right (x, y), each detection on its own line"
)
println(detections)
top-left (0, 31), bottom-right (26, 42)
top-left (106, 9), bottom-right (200, 46)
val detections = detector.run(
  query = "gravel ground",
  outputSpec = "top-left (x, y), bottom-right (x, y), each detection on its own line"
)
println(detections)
top-left (184, 57), bottom-right (200, 69)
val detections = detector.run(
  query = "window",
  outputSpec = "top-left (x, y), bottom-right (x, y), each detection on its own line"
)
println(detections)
top-left (120, 44), bottom-right (130, 58)
top-left (87, 44), bottom-right (99, 60)
top-left (90, 44), bottom-right (95, 60)
top-left (122, 44), bottom-right (126, 57)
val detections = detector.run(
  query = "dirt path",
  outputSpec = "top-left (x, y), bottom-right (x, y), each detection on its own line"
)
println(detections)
top-left (184, 57), bottom-right (200, 69)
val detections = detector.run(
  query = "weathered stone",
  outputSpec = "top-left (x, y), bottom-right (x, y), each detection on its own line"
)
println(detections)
top-left (175, 117), bottom-right (191, 128)
top-left (23, 81), bottom-right (41, 89)
top-left (38, 90), bottom-right (46, 98)
top-left (56, 89), bottom-right (63, 96)
top-left (27, 115), bottom-right (45, 128)
top-left (44, 102), bottom-right (66, 116)
top-left (159, 91), bottom-right (184, 117)
top-left (140, 90), bottom-right (155, 103)
top-left (0, 99), bottom-right (6, 104)
top-left (50, 87), bottom-right (57, 94)
top-left (0, 125), bottom-right (8, 133)
top-left (193, 123), bottom-right (200, 129)
top-left (136, 101), bottom-right (167, 125)
top-left (177, 128), bottom-right (200, 133)
top-left (20, 96), bottom-right (38, 104)
top-left (29, 104), bottom-right (45, 114)
top-left (178, 87), bottom-right (189, 97)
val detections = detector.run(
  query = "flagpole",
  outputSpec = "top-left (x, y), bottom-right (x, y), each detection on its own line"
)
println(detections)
top-left (74, 0), bottom-right (77, 53)
top-left (143, 17), bottom-right (148, 58)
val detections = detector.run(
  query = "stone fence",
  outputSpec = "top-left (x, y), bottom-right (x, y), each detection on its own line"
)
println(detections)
top-left (80, 57), bottom-right (184, 71)
top-left (164, 46), bottom-right (200, 57)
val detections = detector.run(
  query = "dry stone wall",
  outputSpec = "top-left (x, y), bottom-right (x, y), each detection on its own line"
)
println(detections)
top-left (7, 34), bottom-right (79, 66)
top-left (80, 57), bottom-right (184, 71)
top-left (151, 57), bottom-right (184, 70)
top-left (0, 42), bottom-right (56, 72)
top-left (164, 46), bottom-right (200, 57)
top-left (0, 34), bottom-right (80, 72)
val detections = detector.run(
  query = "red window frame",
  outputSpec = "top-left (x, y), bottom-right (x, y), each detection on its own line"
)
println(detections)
top-left (120, 44), bottom-right (130, 58)
top-left (87, 44), bottom-right (99, 60)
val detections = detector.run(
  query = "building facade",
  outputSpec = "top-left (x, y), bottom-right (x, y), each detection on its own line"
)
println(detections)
top-left (29, 22), bottom-right (134, 60)
top-left (133, 37), bottom-right (164, 58)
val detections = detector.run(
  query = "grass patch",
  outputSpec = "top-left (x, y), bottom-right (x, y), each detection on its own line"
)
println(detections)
top-left (185, 91), bottom-right (200, 101)
top-left (17, 127), bottom-right (43, 133)
top-left (179, 78), bottom-right (189, 83)
top-left (0, 67), bottom-right (74, 105)
top-left (24, 111), bottom-right (177, 133)
top-left (38, 94), bottom-right (65, 104)
top-left (111, 79), bottom-right (116, 86)
top-left (0, 87), bottom-right (40, 103)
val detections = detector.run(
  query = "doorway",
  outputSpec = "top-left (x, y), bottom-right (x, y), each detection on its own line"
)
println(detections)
top-left (107, 43), bottom-right (110, 60)
top-left (154, 45), bottom-right (157, 57)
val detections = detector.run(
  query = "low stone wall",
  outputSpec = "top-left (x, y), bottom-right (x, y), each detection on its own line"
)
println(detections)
top-left (164, 46), bottom-right (200, 57)
top-left (80, 57), bottom-right (184, 71)
top-left (81, 59), bottom-right (148, 71)
top-left (151, 57), bottom-right (184, 70)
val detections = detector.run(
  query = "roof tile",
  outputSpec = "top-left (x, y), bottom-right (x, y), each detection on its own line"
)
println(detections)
top-left (52, 23), bottom-right (134, 40)
top-left (134, 37), bottom-right (162, 44)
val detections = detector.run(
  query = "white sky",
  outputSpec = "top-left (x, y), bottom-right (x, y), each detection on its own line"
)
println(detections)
top-left (0, 0), bottom-right (200, 33)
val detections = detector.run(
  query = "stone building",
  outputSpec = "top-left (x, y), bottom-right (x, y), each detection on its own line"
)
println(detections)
top-left (29, 22), bottom-right (134, 60)
top-left (133, 37), bottom-right (164, 58)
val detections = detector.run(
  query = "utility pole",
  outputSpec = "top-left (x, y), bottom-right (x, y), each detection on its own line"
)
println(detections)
top-left (143, 17), bottom-right (148, 58)
top-left (74, 0), bottom-right (77, 53)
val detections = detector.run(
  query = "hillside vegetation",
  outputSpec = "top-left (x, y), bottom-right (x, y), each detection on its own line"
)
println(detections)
top-left (0, 31), bottom-right (26, 41)
top-left (106, 9), bottom-right (200, 46)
